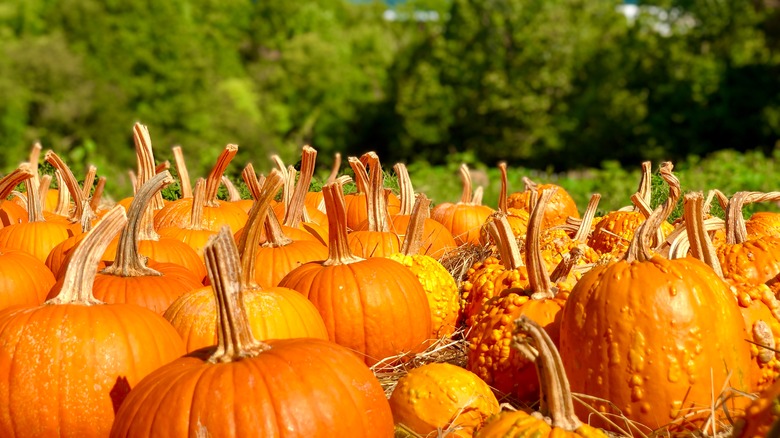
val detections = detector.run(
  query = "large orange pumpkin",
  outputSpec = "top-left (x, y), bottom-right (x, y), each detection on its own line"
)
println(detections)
top-left (279, 180), bottom-right (431, 366)
top-left (0, 206), bottom-right (185, 437)
top-left (110, 227), bottom-right (394, 437)
top-left (559, 163), bottom-right (752, 431)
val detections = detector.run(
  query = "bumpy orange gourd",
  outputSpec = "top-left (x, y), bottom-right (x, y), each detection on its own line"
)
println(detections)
top-left (506, 175), bottom-right (579, 229)
top-left (279, 180), bottom-right (431, 366)
top-left (475, 317), bottom-right (607, 438)
top-left (110, 227), bottom-right (394, 438)
top-left (0, 206), bottom-right (185, 438)
top-left (390, 363), bottom-right (499, 437)
top-left (559, 163), bottom-right (752, 431)
top-left (389, 194), bottom-right (459, 338)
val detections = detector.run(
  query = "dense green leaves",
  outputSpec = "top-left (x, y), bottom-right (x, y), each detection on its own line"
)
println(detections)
top-left (0, 0), bottom-right (779, 200)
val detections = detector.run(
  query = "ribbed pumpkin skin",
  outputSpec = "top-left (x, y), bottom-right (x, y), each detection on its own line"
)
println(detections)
top-left (718, 237), bottom-right (780, 285)
top-left (344, 191), bottom-right (401, 231)
top-left (506, 184), bottom-right (580, 229)
top-left (390, 363), bottom-right (499, 437)
top-left (0, 304), bottom-right (185, 437)
top-left (559, 256), bottom-right (752, 430)
top-left (0, 248), bottom-right (56, 309)
top-left (102, 239), bottom-right (208, 282)
top-left (431, 203), bottom-right (494, 246)
top-left (110, 338), bottom-right (394, 438)
top-left (164, 285), bottom-right (329, 353)
top-left (468, 291), bottom-right (564, 401)
top-left (157, 227), bottom-right (216, 260)
top-left (0, 202), bottom-right (27, 229)
top-left (251, 240), bottom-right (328, 289)
top-left (347, 231), bottom-right (400, 258)
top-left (278, 257), bottom-right (431, 366)
top-left (47, 261), bottom-right (203, 314)
top-left (390, 215), bottom-right (457, 259)
top-left (0, 221), bottom-right (72, 263)
top-left (474, 411), bottom-right (607, 438)
top-left (154, 198), bottom-right (248, 234)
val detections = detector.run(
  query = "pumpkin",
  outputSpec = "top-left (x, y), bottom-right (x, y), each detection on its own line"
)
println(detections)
top-left (0, 206), bottom-right (185, 437)
top-left (347, 153), bottom-right (401, 258)
top-left (389, 362), bottom-right (499, 437)
top-left (343, 154), bottom-right (401, 231)
top-left (467, 190), bottom-right (578, 402)
top-left (278, 180), bottom-right (431, 366)
top-left (717, 191), bottom-right (780, 286)
top-left (0, 246), bottom-right (56, 310)
top-left (389, 194), bottom-right (460, 338)
top-left (48, 172), bottom-right (203, 314)
top-left (559, 163), bottom-right (752, 431)
top-left (110, 226), bottom-right (394, 437)
top-left (163, 170), bottom-right (328, 352)
top-left (505, 175), bottom-right (580, 229)
top-left (480, 162), bottom-right (530, 244)
top-left (157, 178), bottom-right (217, 261)
top-left (431, 164), bottom-right (494, 246)
top-left (0, 163), bottom-right (35, 230)
top-left (0, 154), bottom-right (72, 264)
top-left (387, 162), bottom-right (457, 259)
top-left (673, 191), bottom-right (780, 392)
top-left (154, 144), bottom-right (248, 233)
top-left (474, 316), bottom-right (608, 438)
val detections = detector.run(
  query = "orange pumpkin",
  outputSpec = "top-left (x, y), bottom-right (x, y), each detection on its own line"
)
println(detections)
top-left (431, 164), bottom-right (494, 246)
top-left (506, 174), bottom-right (580, 229)
top-left (279, 180), bottom-right (431, 366)
top-left (559, 163), bottom-right (752, 431)
top-left (163, 170), bottom-right (328, 352)
top-left (0, 206), bottom-right (185, 437)
top-left (110, 226), bottom-right (394, 437)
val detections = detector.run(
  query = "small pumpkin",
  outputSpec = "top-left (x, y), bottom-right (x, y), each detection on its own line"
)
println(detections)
top-left (431, 164), bottom-right (494, 246)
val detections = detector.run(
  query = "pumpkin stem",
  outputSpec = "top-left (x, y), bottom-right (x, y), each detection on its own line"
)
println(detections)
top-left (264, 211), bottom-right (294, 248)
top-left (625, 162), bottom-right (680, 263)
top-left (725, 191), bottom-right (780, 245)
top-left (155, 161), bottom-right (170, 173)
top-left (472, 186), bottom-right (484, 206)
top-left (81, 165), bottom-right (96, 201)
top-left (488, 213), bottom-right (524, 271)
top-left (28, 170), bottom-right (48, 223)
top-left (46, 206), bottom-right (128, 306)
top-left (27, 142), bottom-right (42, 189)
top-left (38, 174), bottom-right (52, 208)
top-left (221, 176), bottom-right (242, 202)
top-left (395, 163), bottom-right (414, 216)
top-left (684, 192), bottom-right (724, 278)
top-left (206, 226), bottom-right (270, 363)
top-left (0, 164), bottom-right (34, 203)
top-left (526, 188), bottom-right (556, 299)
top-left (236, 170), bottom-right (284, 290)
top-left (89, 177), bottom-right (106, 212)
top-left (172, 145), bottom-right (193, 199)
top-left (635, 161), bottom-right (652, 212)
top-left (550, 247), bottom-right (583, 284)
top-left (101, 172), bottom-right (174, 277)
top-left (459, 164), bottom-right (473, 204)
top-left (361, 152), bottom-right (389, 233)
top-left (323, 181), bottom-right (364, 266)
top-left (132, 123), bottom-right (165, 211)
top-left (513, 316), bottom-right (583, 431)
top-left (45, 151), bottom-right (93, 226)
top-left (285, 145), bottom-right (317, 228)
top-left (573, 194), bottom-right (601, 243)
top-left (189, 179), bottom-right (207, 230)
top-left (204, 145), bottom-right (238, 206)
top-left (348, 156), bottom-right (370, 195)
top-left (242, 164), bottom-right (262, 200)
top-left (128, 170), bottom-right (138, 195)
top-left (498, 162), bottom-right (509, 213)
top-left (401, 194), bottom-right (430, 256)
top-left (327, 152), bottom-right (341, 184)
top-left (712, 189), bottom-right (729, 212)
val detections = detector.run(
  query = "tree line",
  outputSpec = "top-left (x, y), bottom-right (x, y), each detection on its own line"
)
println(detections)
top-left (1, 0), bottom-right (778, 195)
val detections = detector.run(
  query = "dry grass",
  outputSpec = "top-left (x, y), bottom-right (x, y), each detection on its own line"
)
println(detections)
top-left (438, 242), bottom-right (496, 286)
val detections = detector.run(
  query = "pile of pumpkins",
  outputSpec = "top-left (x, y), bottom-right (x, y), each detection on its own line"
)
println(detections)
top-left (0, 122), bottom-right (778, 437)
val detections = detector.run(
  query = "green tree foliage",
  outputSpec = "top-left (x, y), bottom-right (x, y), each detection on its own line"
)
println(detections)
top-left (0, 0), bottom-right (779, 200)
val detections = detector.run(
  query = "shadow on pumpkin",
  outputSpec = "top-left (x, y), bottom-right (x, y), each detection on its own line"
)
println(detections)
top-left (110, 375), bottom-right (132, 414)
